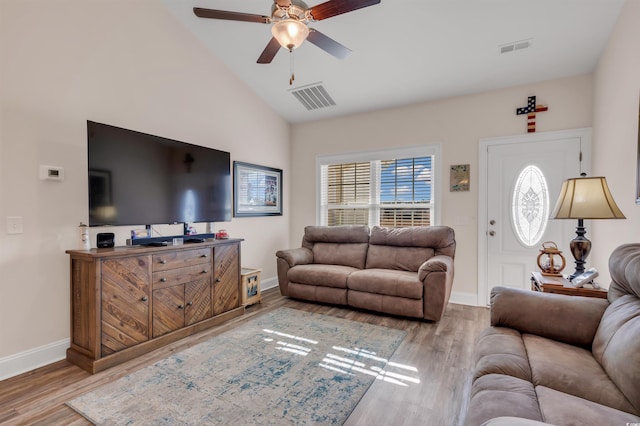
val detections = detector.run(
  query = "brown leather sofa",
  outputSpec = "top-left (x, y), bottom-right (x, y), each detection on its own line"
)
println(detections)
top-left (465, 243), bottom-right (640, 426)
top-left (276, 225), bottom-right (456, 321)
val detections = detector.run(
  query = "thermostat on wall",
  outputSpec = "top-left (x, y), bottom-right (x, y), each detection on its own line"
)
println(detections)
top-left (40, 165), bottom-right (64, 181)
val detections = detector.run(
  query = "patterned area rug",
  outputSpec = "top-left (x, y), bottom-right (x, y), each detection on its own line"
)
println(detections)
top-left (67, 307), bottom-right (406, 425)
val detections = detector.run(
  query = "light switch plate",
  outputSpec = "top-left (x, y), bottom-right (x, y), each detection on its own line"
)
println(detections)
top-left (6, 216), bottom-right (23, 234)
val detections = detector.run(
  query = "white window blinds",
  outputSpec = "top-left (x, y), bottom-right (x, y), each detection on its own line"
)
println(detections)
top-left (318, 145), bottom-right (439, 228)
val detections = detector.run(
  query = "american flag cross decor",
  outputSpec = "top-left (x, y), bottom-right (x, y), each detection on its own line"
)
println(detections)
top-left (516, 96), bottom-right (548, 133)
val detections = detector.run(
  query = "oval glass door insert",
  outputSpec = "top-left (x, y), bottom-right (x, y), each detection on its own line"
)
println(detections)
top-left (511, 165), bottom-right (549, 247)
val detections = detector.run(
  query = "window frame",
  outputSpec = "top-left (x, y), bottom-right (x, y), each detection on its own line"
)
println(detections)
top-left (316, 144), bottom-right (442, 227)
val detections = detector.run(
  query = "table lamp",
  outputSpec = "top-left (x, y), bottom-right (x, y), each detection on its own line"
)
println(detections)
top-left (550, 176), bottom-right (625, 280)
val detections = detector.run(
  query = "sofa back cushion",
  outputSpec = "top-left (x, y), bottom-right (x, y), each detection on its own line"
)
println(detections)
top-left (366, 226), bottom-right (456, 272)
top-left (302, 225), bottom-right (369, 269)
top-left (592, 243), bottom-right (640, 414)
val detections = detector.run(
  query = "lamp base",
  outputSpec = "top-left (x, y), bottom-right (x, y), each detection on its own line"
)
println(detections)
top-left (568, 219), bottom-right (592, 281)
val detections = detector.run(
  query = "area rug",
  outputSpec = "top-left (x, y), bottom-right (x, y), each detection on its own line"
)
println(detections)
top-left (67, 307), bottom-right (407, 425)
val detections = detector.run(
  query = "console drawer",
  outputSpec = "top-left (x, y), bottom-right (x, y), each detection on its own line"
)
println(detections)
top-left (152, 248), bottom-right (211, 271)
top-left (153, 264), bottom-right (212, 289)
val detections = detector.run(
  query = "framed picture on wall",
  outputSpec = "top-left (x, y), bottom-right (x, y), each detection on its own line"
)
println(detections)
top-left (233, 161), bottom-right (283, 217)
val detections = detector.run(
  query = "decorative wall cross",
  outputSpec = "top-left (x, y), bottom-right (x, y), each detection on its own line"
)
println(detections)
top-left (516, 96), bottom-right (548, 133)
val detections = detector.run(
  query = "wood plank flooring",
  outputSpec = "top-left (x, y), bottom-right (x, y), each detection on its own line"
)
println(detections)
top-left (0, 288), bottom-right (489, 426)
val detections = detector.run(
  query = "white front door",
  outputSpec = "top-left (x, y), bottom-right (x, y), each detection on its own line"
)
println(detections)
top-left (478, 129), bottom-right (591, 305)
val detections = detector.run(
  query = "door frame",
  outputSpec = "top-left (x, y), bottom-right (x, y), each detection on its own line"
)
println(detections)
top-left (477, 128), bottom-right (592, 306)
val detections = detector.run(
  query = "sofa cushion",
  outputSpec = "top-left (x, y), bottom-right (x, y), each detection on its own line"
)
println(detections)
top-left (288, 283), bottom-right (347, 305)
top-left (288, 264), bottom-right (357, 289)
top-left (536, 386), bottom-right (640, 425)
top-left (312, 242), bottom-right (369, 269)
top-left (302, 225), bottom-right (369, 247)
top-left (523, 333), bottom-right (637, 414)
top-left (473, 327), bottom-right (532, 383)
top-left (347, 269), bottom-right (422, 299)
top-left (366, 226), bottom-right (455, 271)
top-left (366, 245), bottom-right (434, 272)
top-left (466, 374), bottom-right (543, 426)
top-left (369, 225), bottom-right (456, 256)
top-left (347, 290), bottom-right (423, 318)
top-left (592, 294), bottom-right (640, 414)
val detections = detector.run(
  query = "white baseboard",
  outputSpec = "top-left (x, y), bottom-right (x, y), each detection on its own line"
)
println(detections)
top-left (261, 276), bottom-right (279, 291)
top-left (449, 291), bottom-right (479, 307)
top-left (0, 338), bottom-right (69, 381)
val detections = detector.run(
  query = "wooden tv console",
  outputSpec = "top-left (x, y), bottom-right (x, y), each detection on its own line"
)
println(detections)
top-left (66, 239), bottom-right (244, 373)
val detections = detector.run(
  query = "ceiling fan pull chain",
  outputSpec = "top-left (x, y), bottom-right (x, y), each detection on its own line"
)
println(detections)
top-left (289, 49), bottom-right (295, 85)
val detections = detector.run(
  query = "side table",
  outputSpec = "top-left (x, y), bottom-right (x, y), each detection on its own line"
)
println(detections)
top-left (531, 271), bottom-right (608, 299)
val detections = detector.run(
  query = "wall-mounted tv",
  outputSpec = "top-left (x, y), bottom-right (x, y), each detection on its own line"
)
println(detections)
top-left (88, 121), bottom-right (231, 227)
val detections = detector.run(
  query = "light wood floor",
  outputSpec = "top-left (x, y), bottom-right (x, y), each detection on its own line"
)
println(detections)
top-left (0, 288), bottom-right (489, 426)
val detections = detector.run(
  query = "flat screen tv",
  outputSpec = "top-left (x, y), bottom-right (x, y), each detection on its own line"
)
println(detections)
top-left (87, 121), bottom-right (231, 227)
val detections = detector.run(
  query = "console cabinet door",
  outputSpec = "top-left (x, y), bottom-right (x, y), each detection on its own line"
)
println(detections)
top-left (152, 285), bottom-right (185, 338)
top-left (185, 278), bottom-right (212, 326)
top-left (213, 243), bottom-right (240, 315)
top-left (101, 256), bottom-right (151, 356)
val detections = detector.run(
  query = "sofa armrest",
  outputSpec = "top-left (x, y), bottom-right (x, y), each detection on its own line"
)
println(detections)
top-left (490, 286), bottom-right (609, 347)
top-left (275, 248), bottom-right (313, 297)
top-left (418, 255), bottom-right (455, 321)
top-left (276, 247), bottom-right (313, 267)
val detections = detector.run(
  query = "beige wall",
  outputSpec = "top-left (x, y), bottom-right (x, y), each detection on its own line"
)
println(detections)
top-left (0, 0), bottom-right (289, 366)
top-left (591, 0), bottom-right (640, 284)
top-left (291, 75), bottom-right (594, 301)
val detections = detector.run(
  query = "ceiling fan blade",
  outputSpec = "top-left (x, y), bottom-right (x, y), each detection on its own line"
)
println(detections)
top-left (309, 0), bottom-right (381, 21)
top-left (257, 37), bottom-right (282, 64)
top-left (307, 29), bottom-right (352, 59)
top-left (193, 7), bottom-right (270, 24)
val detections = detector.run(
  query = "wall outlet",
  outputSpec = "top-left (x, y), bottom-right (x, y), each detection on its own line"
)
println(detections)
top-left (6, 216), bottom-right (23, 234)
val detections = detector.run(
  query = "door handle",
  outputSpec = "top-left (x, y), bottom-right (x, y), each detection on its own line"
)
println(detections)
top-left (489, 231), bottom-right (496, 236)
top-left (489, 220), bottom-right (496, 225)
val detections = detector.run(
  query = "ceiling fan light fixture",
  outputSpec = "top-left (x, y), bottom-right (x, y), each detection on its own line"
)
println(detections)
top-left (271, 19), bottom-right (309, 50)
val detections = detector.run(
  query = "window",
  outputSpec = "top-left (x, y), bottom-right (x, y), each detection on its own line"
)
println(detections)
top-left (318, 145), bottom-right (440, 227)
top-left (511, 165), bottom-right (549, 247)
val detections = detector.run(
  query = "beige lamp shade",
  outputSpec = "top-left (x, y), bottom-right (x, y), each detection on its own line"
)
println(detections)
top-left (271, 19), bottom-right (309, 50)
top-left (551, 176), bottom-right (626, 219)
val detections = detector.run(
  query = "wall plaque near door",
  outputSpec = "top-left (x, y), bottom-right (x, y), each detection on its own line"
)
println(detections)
top-left (450, 164), bottom-right (470, 192)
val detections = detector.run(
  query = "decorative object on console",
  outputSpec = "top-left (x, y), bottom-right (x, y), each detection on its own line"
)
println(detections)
top-left (551, 175), bottom-right (625, 280)
top-left (536, 241), bottom-right (566, 277)
top-left (96, 232), bottom-right (115, 248)
top-left (516, 95), bottom-right (548, 133)
top-left (233, 161), bottom-right (283, 217)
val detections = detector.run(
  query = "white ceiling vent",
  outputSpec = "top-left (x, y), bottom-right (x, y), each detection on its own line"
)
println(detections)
top-left (290, 82), bottom-right (336, 111)
top-left (499, 38), bottom-right (533, 54)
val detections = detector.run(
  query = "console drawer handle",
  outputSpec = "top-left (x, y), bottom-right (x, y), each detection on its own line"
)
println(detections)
top-left (187, 301), bottom-right (193, 307)
top-left (201, 254), bottom-right (208, 258)
top-left (215, 278), bottom-right (221, 283)
top-left (141, 296), bottom-right (148, 302)
top-left (178, 304), bottom-right (184, 310)
top-left (160, 278), bottom-right (167, 282)
top-left (159, 259), bottom-right (167, 264)
top-left (202, 269), bottom-right (209, 274)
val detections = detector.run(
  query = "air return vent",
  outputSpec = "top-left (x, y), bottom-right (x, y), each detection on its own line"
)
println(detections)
top-left (499, 38), bottom-right (532, 54)
top-left (290, 82), bottom-right (336, 111)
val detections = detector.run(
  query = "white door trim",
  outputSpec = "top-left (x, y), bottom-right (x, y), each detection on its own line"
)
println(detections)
top-left (477, 128), bottom-right (592, 306)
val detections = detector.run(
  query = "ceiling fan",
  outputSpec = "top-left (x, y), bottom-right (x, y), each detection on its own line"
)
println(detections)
top-left (193, 0), bottom-right (381, 64)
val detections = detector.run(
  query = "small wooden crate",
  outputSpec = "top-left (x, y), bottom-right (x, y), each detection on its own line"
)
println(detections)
top-left (241, 267), bottom-right (262, 306)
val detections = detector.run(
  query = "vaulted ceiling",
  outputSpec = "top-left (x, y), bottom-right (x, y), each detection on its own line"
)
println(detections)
top-left (162, 0), bottom-right (625, 124)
